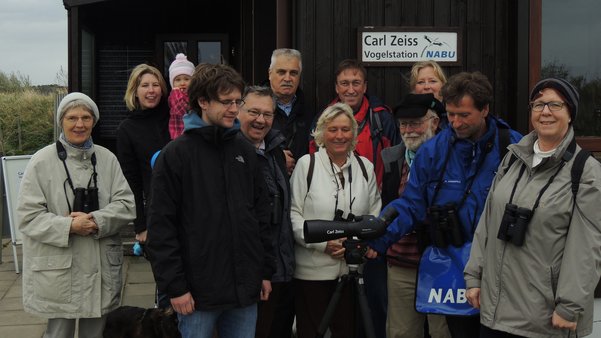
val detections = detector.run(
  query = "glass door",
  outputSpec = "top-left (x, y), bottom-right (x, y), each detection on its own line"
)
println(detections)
top-left (157, 34), bottom-right (229, 85)
top-left (541, 0), bottom-right (601, 138)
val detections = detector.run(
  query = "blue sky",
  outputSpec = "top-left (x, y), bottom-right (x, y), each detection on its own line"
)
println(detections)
top-left (0, 1), bottom-right (67, 85)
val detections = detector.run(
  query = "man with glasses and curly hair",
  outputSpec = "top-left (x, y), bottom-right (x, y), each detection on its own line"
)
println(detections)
top-left (146, 65), bottom-right (276, 338)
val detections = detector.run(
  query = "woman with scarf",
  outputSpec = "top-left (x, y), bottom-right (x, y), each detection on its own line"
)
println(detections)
top-left (18, 92), bottom-right (135, 338)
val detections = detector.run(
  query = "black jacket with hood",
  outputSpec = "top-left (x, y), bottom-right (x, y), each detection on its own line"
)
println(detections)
top-left (146, 112), bottom-right (276, 310)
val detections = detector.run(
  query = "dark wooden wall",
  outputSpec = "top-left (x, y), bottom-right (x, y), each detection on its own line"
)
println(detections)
top-left (66, 0), bottom-right (531, 152)
top-left (68, 0), bottom-right (278, 150)
top-left (293, 0), bottom-right (527, 132)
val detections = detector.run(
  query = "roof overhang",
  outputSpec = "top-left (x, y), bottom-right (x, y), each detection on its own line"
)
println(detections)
top-left (63, 0), bottom-right (111, 9)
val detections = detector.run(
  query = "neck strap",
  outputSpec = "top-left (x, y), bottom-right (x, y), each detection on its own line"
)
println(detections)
top-left (56, 141), bottom-right (98, 191)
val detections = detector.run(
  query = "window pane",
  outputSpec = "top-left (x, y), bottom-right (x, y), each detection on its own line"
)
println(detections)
top-left (198, 42), bottom-right (221, 64)
top-left (164, 42), bottom-right (188, 76)
top-left (542, 0), bottom-right (601, 136)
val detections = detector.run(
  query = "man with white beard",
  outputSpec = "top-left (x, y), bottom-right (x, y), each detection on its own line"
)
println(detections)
top-left (379, 93), bottom-right (451, 338)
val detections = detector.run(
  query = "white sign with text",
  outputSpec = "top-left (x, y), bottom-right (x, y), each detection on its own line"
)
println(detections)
top-left (360, 31), bottom-right (458, 64)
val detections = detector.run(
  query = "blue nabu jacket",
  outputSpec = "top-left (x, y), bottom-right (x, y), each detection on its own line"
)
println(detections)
top-left (370, 116), bottom-right (522, 253)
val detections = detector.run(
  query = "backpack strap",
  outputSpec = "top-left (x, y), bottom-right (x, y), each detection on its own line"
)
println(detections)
top-left (497, 125), bottom-right (510, 160)
top-left (570, 149), bottom-right (591, 198)
top-left (565, 148), bottom-right (592, 231)
top-left (307, 152), bottom-right (315, 191)
top-left (370, 107), bottom-right (384, 140)
top-left (353, 153), bottom-right (369, 182)
top-left (370, 107), bottom-right (385, 165)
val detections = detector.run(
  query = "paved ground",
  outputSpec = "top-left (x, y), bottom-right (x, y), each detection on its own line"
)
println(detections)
top-left (3, 236), bottom-right (600, 338)
top-left (0, 238), bottom-right (156, 338)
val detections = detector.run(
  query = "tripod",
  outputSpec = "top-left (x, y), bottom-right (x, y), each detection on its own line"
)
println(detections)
top-left (316, 238), bottom-right (375, 338)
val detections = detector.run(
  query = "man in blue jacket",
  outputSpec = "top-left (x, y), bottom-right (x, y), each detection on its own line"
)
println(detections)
top-left (368, 72), bottom-right (522, 338)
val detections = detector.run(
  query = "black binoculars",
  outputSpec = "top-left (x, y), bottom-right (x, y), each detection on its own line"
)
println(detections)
top-left (427, 203), bottom-right (465, 248)
top-left (497, 203), bottom-right (532, 246)
top-left (72, 187), bottom-right (99, 213)
top-left (334, 209), bottom-right (356, 222)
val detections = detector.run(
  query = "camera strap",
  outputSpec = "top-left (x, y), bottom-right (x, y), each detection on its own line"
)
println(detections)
top-left (431, 131), bottom-right (495, 209)
top-left (329, 157), bottom-right (355, 218)
top-left (56, 141), bottom-right (98, 212)
top-left (506, 137), bottom-right (578, 213)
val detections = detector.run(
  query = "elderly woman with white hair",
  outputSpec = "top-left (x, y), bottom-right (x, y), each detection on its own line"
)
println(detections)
top-left (290, 102), bottom-right (381, 338)
top-left (17, 92), bottom-right (136, 338)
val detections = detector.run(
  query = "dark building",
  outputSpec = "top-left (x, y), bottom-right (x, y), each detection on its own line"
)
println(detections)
top-left (63, 0), bottom-right (601, 153)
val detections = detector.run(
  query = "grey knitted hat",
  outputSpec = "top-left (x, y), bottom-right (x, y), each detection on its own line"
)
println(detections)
top-left (529, 78), bottom-right (579, 121)
top-left (57, 92), bottom-right (100, 127)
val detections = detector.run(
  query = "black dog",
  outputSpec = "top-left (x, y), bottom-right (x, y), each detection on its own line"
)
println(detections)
top-left (103, 305), bottom-right (181, 338)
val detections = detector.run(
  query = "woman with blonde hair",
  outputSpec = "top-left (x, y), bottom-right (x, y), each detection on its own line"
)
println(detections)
top-left (409, 60), bottom-right (447, 129)
top-left (290, 103), bottom-right (381, 338)
top-left (116, 64), bottom-right (170, 245)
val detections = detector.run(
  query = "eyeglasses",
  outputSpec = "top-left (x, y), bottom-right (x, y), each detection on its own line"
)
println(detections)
top-left (216, 99), bottom-right (245, 108)
top-left (399, 116), bottom-right (433, 129)
top-left (246, 110), bottom-right (275, 121)
top-left (529, 101), bottom-right (566, 112)
top-left (64, 115), bottom-right (94, 125)
top-left (337, 80), bottom-right (365, 88)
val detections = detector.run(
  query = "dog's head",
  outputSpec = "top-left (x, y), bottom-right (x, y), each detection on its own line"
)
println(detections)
top-left (145, 307), bottom-right (181, 338)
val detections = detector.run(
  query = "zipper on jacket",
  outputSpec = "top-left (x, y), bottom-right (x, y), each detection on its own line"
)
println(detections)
top-left (492, 243), bottom-right (508, 324)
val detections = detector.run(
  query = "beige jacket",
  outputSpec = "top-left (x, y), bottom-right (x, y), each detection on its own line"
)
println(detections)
top-left (465, 128), bottom-right (601, 337)
top-left (18, 139), bottom-right (135, 318)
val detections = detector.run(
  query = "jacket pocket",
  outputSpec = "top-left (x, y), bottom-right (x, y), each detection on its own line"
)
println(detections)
top-left (31, 255), bottom-right (72, 303)
top-left (106, 249), bottom-right (123, 292)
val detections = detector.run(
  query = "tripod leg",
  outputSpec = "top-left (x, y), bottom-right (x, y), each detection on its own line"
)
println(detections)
top-left (316, 275), bottom-right (349, 338)
top-left (355, 275), bottom-right (376, 338)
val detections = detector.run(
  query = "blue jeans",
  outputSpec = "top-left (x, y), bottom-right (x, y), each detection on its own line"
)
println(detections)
top-left (177, 303), bottom-right (258, 338)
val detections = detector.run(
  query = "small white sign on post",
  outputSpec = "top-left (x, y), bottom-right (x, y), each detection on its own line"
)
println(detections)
top-left (358, 27), bottom-right (462, 66)
top-left (2, 155), bottom-right (31, 273)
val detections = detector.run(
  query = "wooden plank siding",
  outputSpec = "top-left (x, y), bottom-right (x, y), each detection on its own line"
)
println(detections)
top-left (92, 48), bottom-right (153, 151)
top-left (293, 0), bottom-right (523, 127)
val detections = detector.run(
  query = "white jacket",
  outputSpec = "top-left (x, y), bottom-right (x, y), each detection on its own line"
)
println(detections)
top-left (290, 147), bottom-right (381, 280)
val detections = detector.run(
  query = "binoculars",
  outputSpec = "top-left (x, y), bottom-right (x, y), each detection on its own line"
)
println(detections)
top-left (427, 203), bottom-right (465, 248)
top-left (497, 203), bottom-right (532, 246)
top-left (72, 187), bottom-right (99, 213)
top-left (334, 209), bottom-right (356, 223)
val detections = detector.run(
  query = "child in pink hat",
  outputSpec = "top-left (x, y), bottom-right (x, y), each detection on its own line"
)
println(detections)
top-left (168, 53), bottom-right (195, 139)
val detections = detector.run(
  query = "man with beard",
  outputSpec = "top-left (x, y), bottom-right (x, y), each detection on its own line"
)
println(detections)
top-left (380, 93), bottom-right (451, 338)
